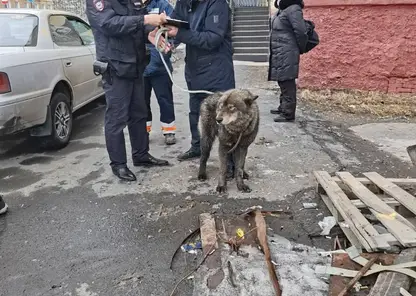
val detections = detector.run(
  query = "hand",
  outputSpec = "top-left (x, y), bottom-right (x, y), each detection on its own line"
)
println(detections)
top-left (144, 12), bottom-right (167, 27)
top-left (148, 28), bottom-right (171, 53)
top-left (166, 26), bottom-right (178, 37)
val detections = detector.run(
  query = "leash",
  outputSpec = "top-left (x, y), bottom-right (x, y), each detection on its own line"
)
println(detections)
top-left (228, 132), bottom-right (243, 154)
top-left (154, 26), bottom-right (215, 95)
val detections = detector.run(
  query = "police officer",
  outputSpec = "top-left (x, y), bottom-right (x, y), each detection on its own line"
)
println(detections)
top-left (86, 0), bottom-right (171, 182)
top-left (166, 0), bottom-right (237, 175)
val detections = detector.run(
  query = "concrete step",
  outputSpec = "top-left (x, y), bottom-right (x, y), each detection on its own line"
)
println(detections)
top-left (234, 10), bottom-right (269, 16)
top-left (234, 7), bottom-right (269, 13)
top-left (233, 47), bottom-right (269, 54)
top-left (233, 53), bottom-right (268, 62)
top-left (234, 19), bottom-right (269, 26)
top-left (233, 35), bottom-right (269, 42)
top-left (233, 24), bottom-right (269, 31)
top-left (233, 30), bottom-right (269, 37)
top-left (233, 41), bottom-right (269, 47)
top-left (234, 14), bottom-right (269, 21)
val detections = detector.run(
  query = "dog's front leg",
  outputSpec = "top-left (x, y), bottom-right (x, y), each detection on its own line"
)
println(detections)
top-left (216, 144), bottom-right (228, 193)
top-left (198, 138), bottom-right (212, 181)
top-left (235, 147), bottom-right (251, 193)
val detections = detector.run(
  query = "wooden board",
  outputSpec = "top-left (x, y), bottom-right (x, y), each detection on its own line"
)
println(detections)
top-left (314, 171), bottom-right (383, 251)
top-left (329, 253), bottom-right (397, 296)
top-left (333, 176), bottom-right (416, 186)
top-left (337, 172), bottom-right (416, 247)
top-left (351, 197), bottom-right (401, 209)
top-left (368, 248), bottom-right (416, 296)
top-left (364, 172), bottom-right (416, 216)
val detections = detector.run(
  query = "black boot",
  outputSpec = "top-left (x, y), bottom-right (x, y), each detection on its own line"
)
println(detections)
top-left (133, 154), bottom-right (170, 167)
top-left (112, 166), bottom-right (137, 182)
top-left (177, 148), bottom-right (201, 161)
top-left (274, 115), bottom-right (295, 122)
top-left (270, 108), bottom-right (282, 115)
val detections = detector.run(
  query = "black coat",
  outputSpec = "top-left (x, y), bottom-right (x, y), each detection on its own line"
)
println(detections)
top-left (171, 0), bottom-right (235, 92)
top-left (86, 0), bottom-right (153, 78)
top-left (268, 0), bottom-right (308, 82)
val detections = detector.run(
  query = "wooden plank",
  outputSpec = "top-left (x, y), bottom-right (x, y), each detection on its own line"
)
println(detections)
top-left (199, 213), bottom-right (222, 274)
top-left (373, 233), bottom-right (399, 246)
top-left (351, 197), bottom-right (401, 209)
top-left (364, 172), bottom-right (416, 216)
top-left (369, 248), bottom-right (416, 296)
top-left (254, 210), bottom-right (282, 296)
top-left (333, 176), bottom-right (416, 186)
top-left (337, 172), bottom-right (416, 247)
top-left (400, 288), bottom-right (412, 296)
top-left (314, 171), bottom-right (383, 251)
top-left (200, 213), bottom-right (218, 255)
top-left (320, 194), bottom-right (362, 248)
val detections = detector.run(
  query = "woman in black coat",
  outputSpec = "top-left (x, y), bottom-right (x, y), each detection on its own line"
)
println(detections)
top-left (268, 0), bottom-right (308, 122)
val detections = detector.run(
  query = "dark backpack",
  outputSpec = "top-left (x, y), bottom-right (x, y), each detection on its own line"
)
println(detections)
top-left (302, 19), bottom-right (319, 54)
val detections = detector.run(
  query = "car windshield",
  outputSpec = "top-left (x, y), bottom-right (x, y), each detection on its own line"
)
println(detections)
top-left (0, 13), bottom-right (39, 47)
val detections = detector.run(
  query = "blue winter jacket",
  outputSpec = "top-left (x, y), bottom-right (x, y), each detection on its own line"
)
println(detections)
top-left (171, 0), bottom-right (235, 92)
top-left (143, 0), bottom-right (174, 77)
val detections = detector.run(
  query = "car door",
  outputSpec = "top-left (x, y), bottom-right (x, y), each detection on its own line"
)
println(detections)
top-left (67, 18), bottom-right (104, 100)
top-left (48, 15), bottom-right (96, 109)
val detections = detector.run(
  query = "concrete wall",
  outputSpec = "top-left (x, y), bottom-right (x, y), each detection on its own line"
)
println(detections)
top-left (298, 0), bottom-right (416, 93)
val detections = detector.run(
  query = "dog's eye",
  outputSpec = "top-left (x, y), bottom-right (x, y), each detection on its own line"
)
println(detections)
top-left (228, 105), bottom-right (235, 111)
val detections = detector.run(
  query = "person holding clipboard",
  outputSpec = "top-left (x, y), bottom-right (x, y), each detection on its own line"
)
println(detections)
top-left (165, 0), bottom-right (237, 177)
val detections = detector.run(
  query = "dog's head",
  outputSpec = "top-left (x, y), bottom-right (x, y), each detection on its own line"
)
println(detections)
top-left (215, 89), bottom-right (258, 126)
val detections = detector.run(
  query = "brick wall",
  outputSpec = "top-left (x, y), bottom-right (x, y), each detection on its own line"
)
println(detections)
top-left (297, 0), bottom-right (416, 94)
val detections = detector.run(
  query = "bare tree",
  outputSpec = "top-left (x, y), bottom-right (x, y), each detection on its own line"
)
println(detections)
top-left (52, 0), bottom-right (87, 20)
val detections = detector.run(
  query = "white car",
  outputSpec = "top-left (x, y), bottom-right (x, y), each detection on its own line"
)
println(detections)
top-left (0, 9), bottom-right (104, 149)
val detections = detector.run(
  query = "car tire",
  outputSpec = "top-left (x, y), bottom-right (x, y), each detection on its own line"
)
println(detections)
top-left (43, 92), bottom-right (73, 150)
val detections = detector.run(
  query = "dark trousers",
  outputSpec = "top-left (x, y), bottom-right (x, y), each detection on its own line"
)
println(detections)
top-left (278, 79), bottom-right (297, 119)
top-left (188, 92), bottom-right (208, 150)
top-left (103, 73), bottom-right (149, 168)
top-left (144, 74), bottom-right (175, 133)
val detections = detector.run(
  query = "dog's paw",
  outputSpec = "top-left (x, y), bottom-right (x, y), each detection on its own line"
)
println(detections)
top-left (198, 173), bottom-right (207, 181)
top-left (243, 171), bottom-right (250, 180)
top-left (237, 184), bottom-right (252, 193)
top-left (216, 185), bottom-right (227, 193)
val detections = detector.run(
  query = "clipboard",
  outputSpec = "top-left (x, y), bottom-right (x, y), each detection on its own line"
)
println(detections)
top-left (165, 18), bottom-right (190, 29)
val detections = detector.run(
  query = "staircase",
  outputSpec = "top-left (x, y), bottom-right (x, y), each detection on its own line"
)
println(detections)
top-left (232, 6), bottom-right (270, 63)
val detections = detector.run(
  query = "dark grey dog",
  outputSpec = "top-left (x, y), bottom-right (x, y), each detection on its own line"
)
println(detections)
top-left (198, 89), bottom-right (259, 193)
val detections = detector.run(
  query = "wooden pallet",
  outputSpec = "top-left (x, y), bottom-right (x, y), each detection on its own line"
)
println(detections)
top-left (314, 171), bottom-right (416, 252)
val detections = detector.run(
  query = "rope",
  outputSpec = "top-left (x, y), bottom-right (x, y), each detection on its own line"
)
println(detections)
top-left (154, 26), bottom-right (215, 95)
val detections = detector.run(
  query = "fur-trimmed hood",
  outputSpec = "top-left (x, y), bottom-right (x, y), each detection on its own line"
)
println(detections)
top-left (274, 0), bottom-right (304, 10)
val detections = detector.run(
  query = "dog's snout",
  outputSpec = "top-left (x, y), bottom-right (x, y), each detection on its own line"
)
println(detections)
top-left (216, 118), bottom-right (223, 123)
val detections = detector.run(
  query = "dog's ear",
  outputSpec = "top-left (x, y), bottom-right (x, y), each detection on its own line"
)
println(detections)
top-left (244, 94), bottom-right (259, 106)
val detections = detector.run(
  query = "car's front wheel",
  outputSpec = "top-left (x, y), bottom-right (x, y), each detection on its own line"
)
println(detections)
top-left (43, 92), bottom-right (73, 150)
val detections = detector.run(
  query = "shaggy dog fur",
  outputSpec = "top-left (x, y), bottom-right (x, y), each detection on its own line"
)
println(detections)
top-left (198, 89), bottom-right (260, 193)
